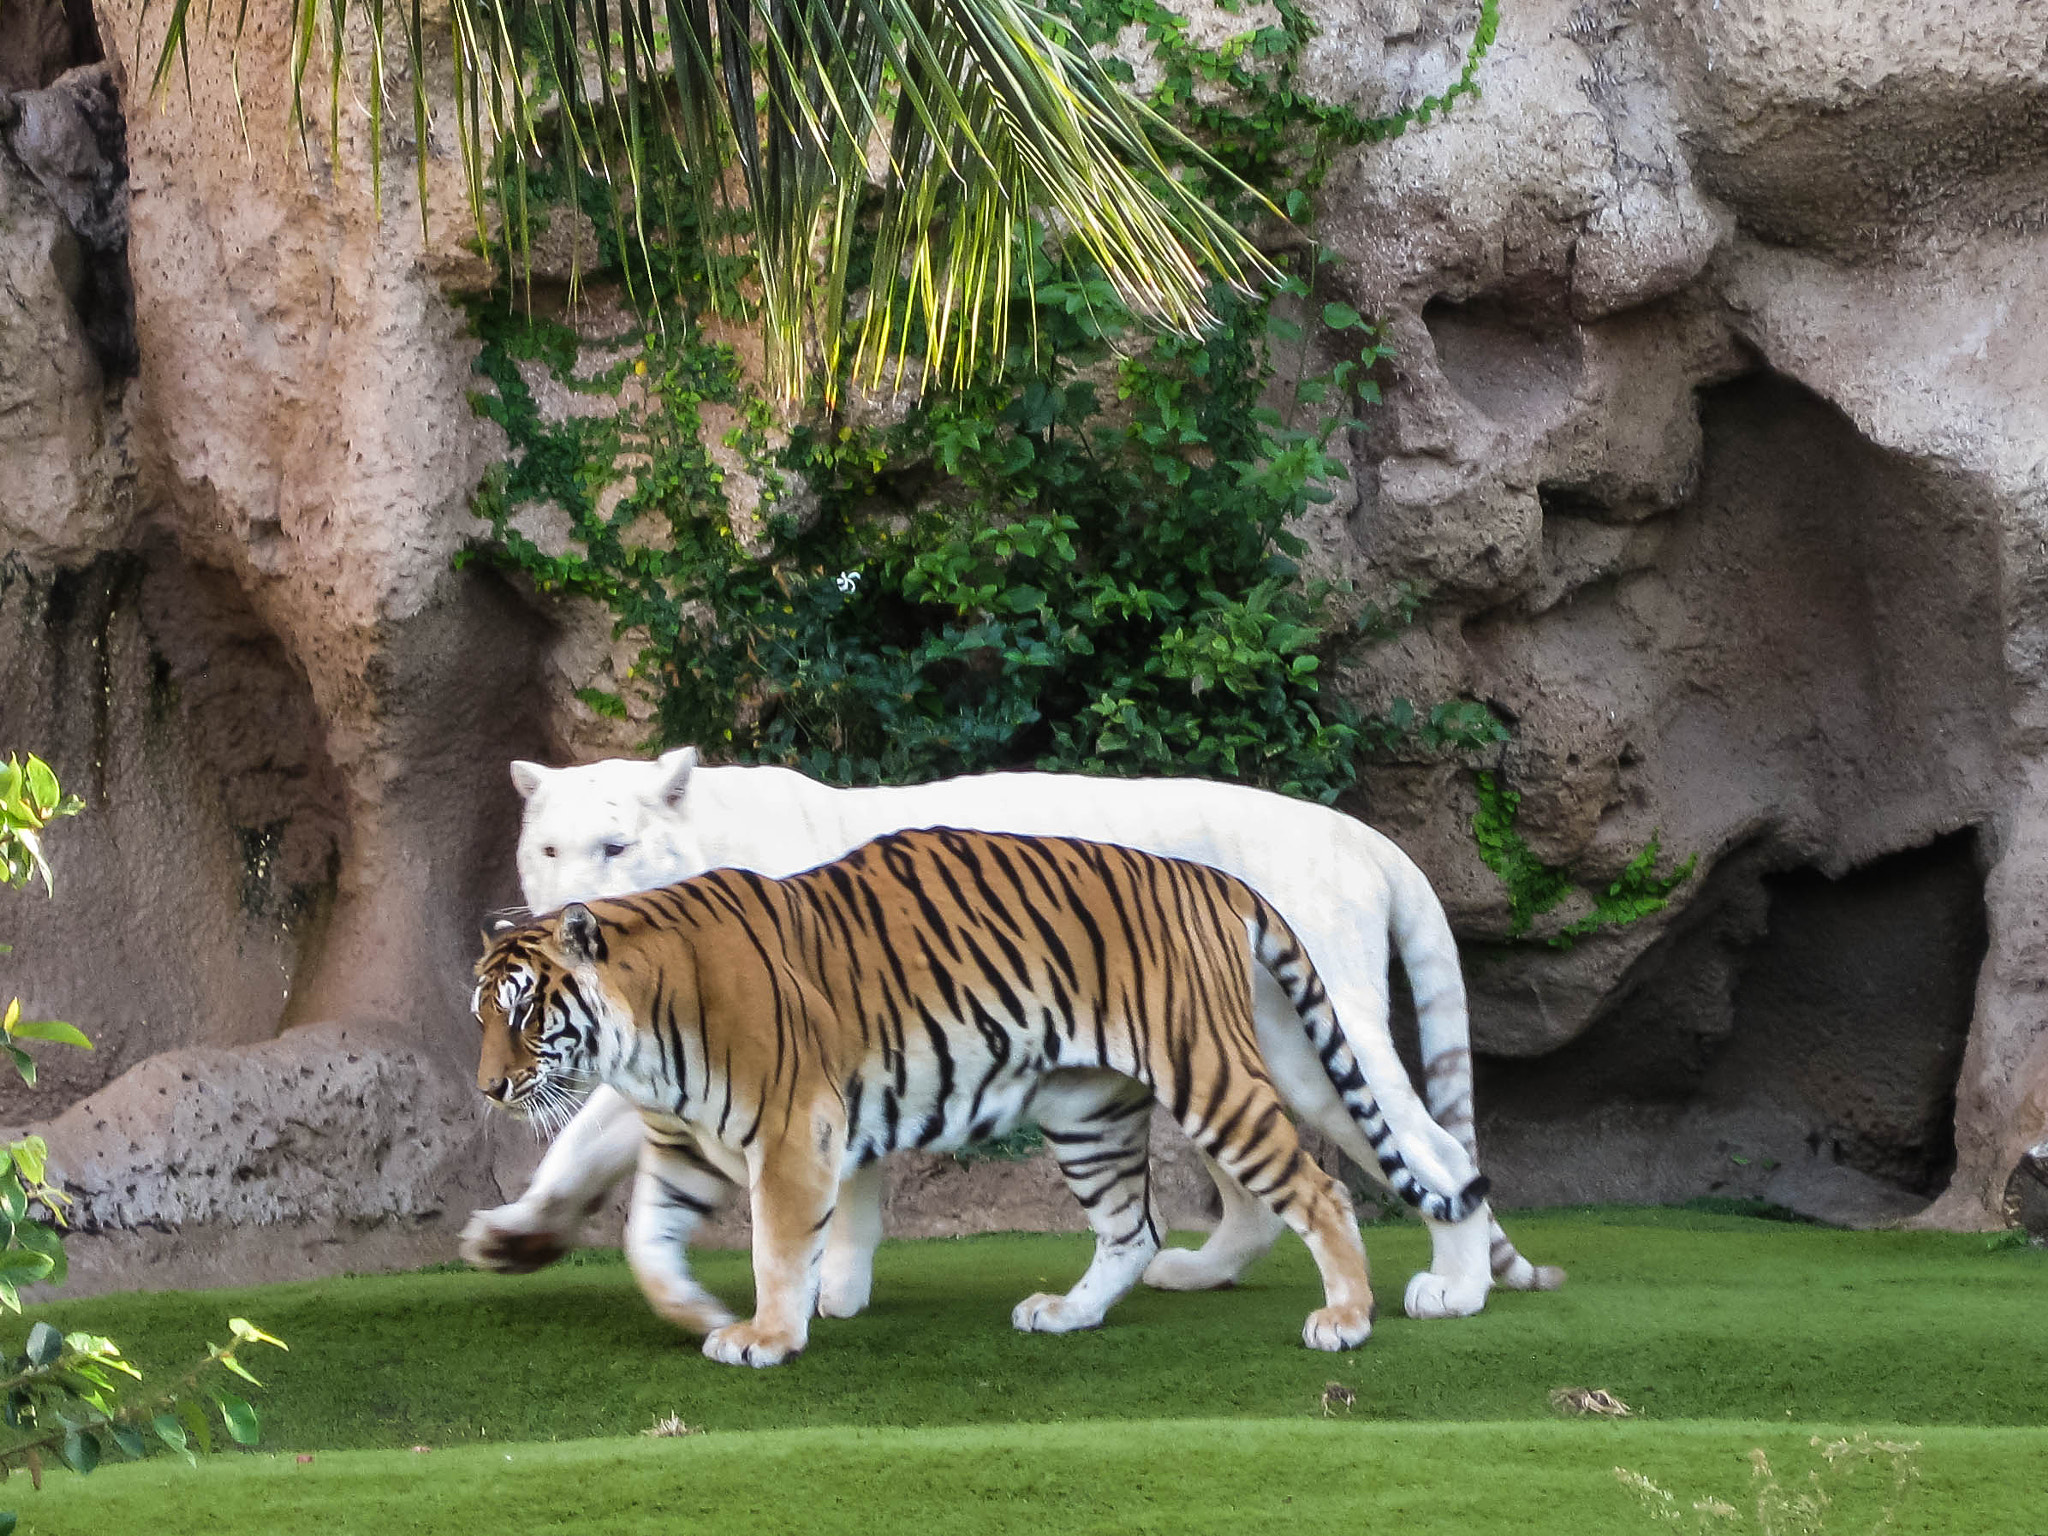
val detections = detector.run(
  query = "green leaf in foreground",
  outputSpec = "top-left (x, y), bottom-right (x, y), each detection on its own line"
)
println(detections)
top-left (0, 1250), bottom-right (54, 1287)
top-left (57, 1427), bottom-right (97, 1476)
top-left (3, 1020), bottom-right (91, 1051)
top-left (214, 1391), bottom-right (260, 1446)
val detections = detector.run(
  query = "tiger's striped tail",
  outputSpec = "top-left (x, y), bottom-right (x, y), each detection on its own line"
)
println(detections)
top-left (1247, 899), bottom-right (1489, 1227)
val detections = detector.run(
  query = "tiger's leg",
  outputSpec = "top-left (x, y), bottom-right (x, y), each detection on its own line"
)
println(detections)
top-left (1141, 965), bottom-right (1316, 1292)
top-left (817, 1161), bottom-right (886, 1319)
top-left (626, 1126), bottom-right (739, 1335)
top-left (704, 1104), bottom-right (845, 1369)
top-left (1194, 1088), bottom-right (1375, 1351)
top-left (461, 1084), bottom-right (644, 1273)
top-left (1013, 1072), bottom-right (1163, 1335)
top-left (1142, 1152), bottom-right (1285, 1291)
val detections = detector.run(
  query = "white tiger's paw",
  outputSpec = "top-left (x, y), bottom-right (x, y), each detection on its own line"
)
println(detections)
top-left (1141, 1246), bottom-right (1238, 1292)
top-left (458, 1205), bottom-right (574, 1274)
top-left (816, 1266), bottom-right (873, 1319)
top-left (703, 1321), bottom-right (805, 1368)
top-left (1403, 1270), bottom-right (1490, 1320)
top-left (1011, 1292), bottom-right (1105, 1334)
top-left (1302, 1303), bottom-right (1373, 1352)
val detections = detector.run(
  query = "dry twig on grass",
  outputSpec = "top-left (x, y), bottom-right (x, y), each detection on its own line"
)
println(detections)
top-left (642, 1415), bottom-right (701, 1439)
top-left (1552, 1387), bottom-right (1633, 1417)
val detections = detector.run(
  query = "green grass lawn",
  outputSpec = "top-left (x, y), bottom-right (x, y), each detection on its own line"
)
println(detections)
top-left (8, 1208), bottom-right (2047, 1534)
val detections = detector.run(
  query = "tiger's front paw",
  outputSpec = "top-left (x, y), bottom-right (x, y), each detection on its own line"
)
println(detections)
top-left (703, 1321), bottom-right (805, 1368)
top-left (1403, 1270), bottom-right (1489, 1320)
top-left (458, 1206), bottom-right (572, 1274)
top-left (1302, 1302), bottom-right (1373, 1352)
top-left (1011, 1292), bottom-right (1105, 1334)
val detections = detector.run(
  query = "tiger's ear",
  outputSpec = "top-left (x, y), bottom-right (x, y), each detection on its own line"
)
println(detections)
top-left (478, 917), bottom-right (515, 949)
top-left (510, 760), bottom-right (551, 801)
top-left (651, 746), bottom-right (698, 813)
top-left (559, 903), bottom-right (605, 963)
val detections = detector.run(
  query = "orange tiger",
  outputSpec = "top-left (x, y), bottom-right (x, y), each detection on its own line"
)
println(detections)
top-left (472, 828), bottom-right (1487, 1367)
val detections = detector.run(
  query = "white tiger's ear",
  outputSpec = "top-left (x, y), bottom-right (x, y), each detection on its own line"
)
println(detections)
top-left (559, 903), bottom-right (605, 963)
top-left (651, 746), bottom-right (698, 813)
top-left (510, 760), bottom-right (551, 801)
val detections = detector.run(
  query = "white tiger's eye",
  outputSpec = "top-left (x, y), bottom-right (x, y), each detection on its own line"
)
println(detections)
top-left (542, 845), bottom-right (557, 858)
top-left (603, 840), bottom-right (630, 859)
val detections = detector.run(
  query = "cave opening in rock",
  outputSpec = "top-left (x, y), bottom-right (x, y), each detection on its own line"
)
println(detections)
top-left (1727, 831), bottom-right (1987, 1195)
top-left (1471, 830), bottom-right (1988, 1205)
top-left (0, 543), bottom-right (347, 1119)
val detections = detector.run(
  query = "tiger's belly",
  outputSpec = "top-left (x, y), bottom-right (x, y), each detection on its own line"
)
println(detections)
top-left (840, 1043), bottom-right (1071, 1173)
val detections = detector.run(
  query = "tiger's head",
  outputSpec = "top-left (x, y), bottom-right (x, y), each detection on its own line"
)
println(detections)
top-left (473, 905), bottom-right (620, 1133)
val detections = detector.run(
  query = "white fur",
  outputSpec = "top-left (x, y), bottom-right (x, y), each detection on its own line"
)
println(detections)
top-left (458, 749), bottom-right (1558, 1315)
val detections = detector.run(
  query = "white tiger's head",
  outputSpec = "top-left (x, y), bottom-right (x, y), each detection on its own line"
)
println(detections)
top-left (512, 747), bottom-right (707, 913)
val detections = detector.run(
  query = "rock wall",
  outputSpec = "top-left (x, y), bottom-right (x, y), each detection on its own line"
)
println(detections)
top-left (2, 0), bottom-right (2046, 1295)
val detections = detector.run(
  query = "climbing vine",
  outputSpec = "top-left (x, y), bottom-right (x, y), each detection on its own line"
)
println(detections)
top-left (1051, 0), bottom-right (1501, 204)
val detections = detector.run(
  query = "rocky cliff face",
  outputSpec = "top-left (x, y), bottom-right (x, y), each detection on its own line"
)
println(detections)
top-left (3, 0), bottom-right (2046, 1294)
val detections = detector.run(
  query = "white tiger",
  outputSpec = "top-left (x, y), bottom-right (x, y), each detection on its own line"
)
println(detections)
top-left (459, 749), bottom-right (1562, 1320)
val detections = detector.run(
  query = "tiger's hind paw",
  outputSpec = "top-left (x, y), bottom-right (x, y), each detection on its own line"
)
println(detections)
top-left (1303, 1303), bottom-right (1372, 1351)
top-left (1011, 1292), bottom-right (1106, 1334)
top-left (1403, 1269), bottom-right (1489, 1320)
top-left (703, 1322), bottom-right (805, 1368)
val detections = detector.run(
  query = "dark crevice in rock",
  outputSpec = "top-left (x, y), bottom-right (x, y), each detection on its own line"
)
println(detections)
top-left (60, 0), bottom-right (100, 70)
top-left (0, 547), bottom-right (347, 1121)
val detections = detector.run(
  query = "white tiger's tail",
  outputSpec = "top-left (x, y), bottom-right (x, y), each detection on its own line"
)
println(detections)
top-left (1248, 905), bottom-right (1489, 1226)
top-left (1384, 854), bottom-right (1565, 1290)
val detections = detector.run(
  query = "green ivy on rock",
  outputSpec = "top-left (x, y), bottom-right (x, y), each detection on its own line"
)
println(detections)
top-left (1470, 772), bottom-right (1696, 948)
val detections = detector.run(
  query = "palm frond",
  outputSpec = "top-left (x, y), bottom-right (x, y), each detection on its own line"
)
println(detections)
top-left (141, 0), bottom-right (1276, 399)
